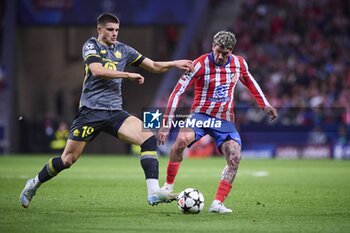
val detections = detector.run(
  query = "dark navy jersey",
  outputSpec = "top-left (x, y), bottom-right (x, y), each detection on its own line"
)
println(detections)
top-left (80, 37), bottom-right (145, 110)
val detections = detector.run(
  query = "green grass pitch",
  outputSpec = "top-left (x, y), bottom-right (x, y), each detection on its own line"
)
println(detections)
top-left (0, 155), bottom-right (349, 233)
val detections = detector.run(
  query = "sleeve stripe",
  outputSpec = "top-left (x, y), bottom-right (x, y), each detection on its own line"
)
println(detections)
top-left (129, 54), bottom-right (144, 66)
top-left (85, 54), bottom-right (101, 60)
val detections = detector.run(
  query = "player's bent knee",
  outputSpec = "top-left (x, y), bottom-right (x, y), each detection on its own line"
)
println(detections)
top-left (231, 149), bottom-right (242, 162)
top-left (228, 150), bottom-right (241, 165)
top-left (61, 153), bottom-right (78, 168)
top-left (222, 140), bottom-right (241, 167)
top-left (61, 159), bottom-right (73, 168)
top-left (170, 146), bottom-right (184, 162)
top-left (175, 136), bottom-right (189, 150)
top-left (227, 154), bottom-right (241, 168)
top-left (141, 135), bottom-right (157, 153)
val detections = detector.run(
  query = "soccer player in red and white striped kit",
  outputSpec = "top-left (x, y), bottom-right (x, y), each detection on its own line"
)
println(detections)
top-left (158, 30), bottom-right (278, 213)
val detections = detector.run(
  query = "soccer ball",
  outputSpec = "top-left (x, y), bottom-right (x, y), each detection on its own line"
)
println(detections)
top-left (177, 188), bottom-right (205, 214)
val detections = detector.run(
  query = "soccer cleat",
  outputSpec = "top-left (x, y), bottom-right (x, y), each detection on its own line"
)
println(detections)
top-left (19, 178), bottom-right (38, 208)
top-left (208, 201), bottom-right (233, 213)
top-left (147, 191), bottom-right (178, 206)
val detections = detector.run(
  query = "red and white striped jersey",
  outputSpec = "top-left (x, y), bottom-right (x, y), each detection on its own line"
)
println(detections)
top-left (165, 53), bottom-right (270, 122)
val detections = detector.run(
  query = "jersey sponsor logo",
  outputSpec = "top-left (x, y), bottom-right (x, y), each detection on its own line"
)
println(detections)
top-left (104, 62), bottom-right (117, 70)
top-left (208, 96), bottom-right (230, 102)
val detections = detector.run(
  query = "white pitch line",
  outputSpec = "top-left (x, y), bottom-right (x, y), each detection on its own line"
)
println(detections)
top-left (252, 171), bottom-right (269, 177)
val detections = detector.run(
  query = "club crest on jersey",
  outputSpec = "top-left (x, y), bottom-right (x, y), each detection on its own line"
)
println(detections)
top-left (215, 84), bottom-right (227, 98)
top-left (114, 51), bottom-right (122, 58)
top-left (208, 84), bottom-right (229, 102)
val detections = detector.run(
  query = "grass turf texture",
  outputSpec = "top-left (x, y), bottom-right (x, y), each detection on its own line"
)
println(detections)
top-left (0, 155), bottom-right (349, 233)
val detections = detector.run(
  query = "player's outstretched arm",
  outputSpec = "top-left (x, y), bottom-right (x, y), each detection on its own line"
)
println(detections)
top-left (264, 105), bottom-right (278, 121)
top-left (89, 63), bottom-right (144, 84)
top-left (139, 58), bottom-right (194, 74)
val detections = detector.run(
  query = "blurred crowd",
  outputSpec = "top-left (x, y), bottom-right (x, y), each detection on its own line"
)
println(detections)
top-left (231, 0), bottom-right (350, 127)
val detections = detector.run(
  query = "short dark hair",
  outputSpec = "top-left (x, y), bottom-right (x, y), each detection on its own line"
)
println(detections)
top-left (97, 13), bottom-right (120, 26)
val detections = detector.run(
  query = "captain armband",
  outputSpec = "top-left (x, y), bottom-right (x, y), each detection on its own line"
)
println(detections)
top-left (85, 55), bottom-right (102, 65)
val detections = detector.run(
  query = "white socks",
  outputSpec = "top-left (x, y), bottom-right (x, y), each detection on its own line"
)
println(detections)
top-left (162, 182), bottom-right (174, 192)
top-left (212, 200), bottom-right (222, 205)
top-left (33, 175), bottom-right (41, 188)
top-left (146, 179), bottom-right (160, 195)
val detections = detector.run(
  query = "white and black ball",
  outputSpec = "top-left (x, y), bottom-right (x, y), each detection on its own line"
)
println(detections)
top-left (177, 188), bottom-right (204, 214)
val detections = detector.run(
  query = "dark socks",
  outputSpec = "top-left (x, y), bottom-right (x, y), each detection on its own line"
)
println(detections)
top-left (140, 157), bottom-right (159, 180)
top-left (38, 157), bottom-right (67, 183)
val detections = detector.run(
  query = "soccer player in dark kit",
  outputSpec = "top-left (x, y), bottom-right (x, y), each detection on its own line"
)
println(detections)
top-left (20, 13), bottom-right (194, 208)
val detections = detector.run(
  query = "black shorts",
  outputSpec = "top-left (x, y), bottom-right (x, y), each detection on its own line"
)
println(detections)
top-left (68, 107), bottom-right (130, 142)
